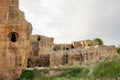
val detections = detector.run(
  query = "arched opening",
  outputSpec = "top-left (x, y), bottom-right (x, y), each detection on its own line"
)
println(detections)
top-left (11, 33), bottom-right (16, 42)
top-left (37, 36), bottom-right (41, 41)
top-left (71, 44), bottom-right (75, 49)
top-left (27, 65), bottom-right (30, 68)
top-left (39, 65), bottom-right (42, 67)
top-left (66, 48), bottom-right (69, 50)
top-left (8, 32), bottom-right (18, 42)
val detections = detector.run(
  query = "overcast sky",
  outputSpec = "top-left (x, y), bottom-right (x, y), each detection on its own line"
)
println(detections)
top-left (19, 0), bottom-right (120, 45)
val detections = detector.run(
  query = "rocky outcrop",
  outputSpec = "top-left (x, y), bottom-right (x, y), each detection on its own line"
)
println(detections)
top-left (70, 39), bottom-right (99, 48)
top-left (53, 40), bottom-right (99, 52)
top-left (0, 0), bottom-right (32, 80)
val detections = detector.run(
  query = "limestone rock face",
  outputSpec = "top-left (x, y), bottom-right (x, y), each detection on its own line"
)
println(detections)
top-left (27, 54), bottom-right (50, 68)
top-left (70, 40), bottom-right (99, 49)
top-left (27, 35), bottom-right (53, 68)
top-left (29, 35), bottom-right (54, 57)
top-left (50, 45), bottom-right (117, 66)
top-left (27, 37), bottom-right (117, 68)
top-left (0, 0), bottom-right (32, 80)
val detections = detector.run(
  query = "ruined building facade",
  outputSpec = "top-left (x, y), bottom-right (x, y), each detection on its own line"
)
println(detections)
top-left (27, 35), bottom-right (54, 67)
top-left (50, 45), bottom-right (117, 66)
top-left (0, 0), bottom-right (32, 80)
top-left (27, 38), bottom-right (117, 68)
top-left (29, 35), bottom-right (54, 57)
top-left (0, 0), bottom-right (118, 80)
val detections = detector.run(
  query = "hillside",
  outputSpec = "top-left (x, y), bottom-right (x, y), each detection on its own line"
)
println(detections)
top-left (16, 54), bottom-right (120, 80)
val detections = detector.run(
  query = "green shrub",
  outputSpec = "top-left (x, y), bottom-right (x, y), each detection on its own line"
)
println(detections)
top-left (117, 46), bottom-right (120, 54)
top-left (16, 70), bottom-right (35, 80)
top-left (93, 38), bottom-right (104, 45)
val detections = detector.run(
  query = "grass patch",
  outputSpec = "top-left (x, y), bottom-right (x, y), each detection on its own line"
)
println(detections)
top-left (16, 54), bottom-right (120, 80)
top-left (92, 55), bottom-right (120, 79)
top-left (16, 66), bottom-right (89, 80)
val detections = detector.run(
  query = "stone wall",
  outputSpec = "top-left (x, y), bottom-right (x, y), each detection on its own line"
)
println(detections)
top-left (28, 44), bottom-right (117, 68)
top-left (0, 0), bottom-right (32, 80)
top-left (28, 35), bottom-right (53, 68)
top-left (53, 44), bottom-right (68, 51)
top-left (29, 35), bottom-right (54, 57)
top-left (1, 0), bottom-right (117, 80)
top-left (27, 37), bottom-right (117, 68)
top-left (27, 54), bottom-right (50, 68)
top-left (50, 45), bottom-right (117, 66)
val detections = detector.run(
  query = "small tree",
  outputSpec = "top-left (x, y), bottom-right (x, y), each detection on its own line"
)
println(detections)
top-left (93, 38), bottom-right (103, 45)
top-left (117, 46), bottom-right (120, 54)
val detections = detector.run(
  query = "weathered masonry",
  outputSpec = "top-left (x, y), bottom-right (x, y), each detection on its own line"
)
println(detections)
top-left (0, 0), bottom-right (32, 80)
top-left (27, 35), bottom-right (53, 67)
top-left (0, 0), bottom-right (118, 79)
top-left (27, 37), bottom-right (117, 68)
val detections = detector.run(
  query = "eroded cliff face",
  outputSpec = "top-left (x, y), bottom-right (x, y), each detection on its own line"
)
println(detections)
top-left (27, 35), bottom-right (53, 68)
top-left (0, 0), bottom-right (32, 80)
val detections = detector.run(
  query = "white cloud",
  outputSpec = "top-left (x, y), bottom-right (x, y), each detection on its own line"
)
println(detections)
top-left (20, 0), bottom-right (120, 45)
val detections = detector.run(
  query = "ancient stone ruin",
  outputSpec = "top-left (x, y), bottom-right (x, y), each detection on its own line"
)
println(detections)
top-left (0, 0), bottom-right (118, 80)
top-left (27, 37), bottom-right (117, 68)
top-left (50, 45), bottom-right (117, 66)
top-left (29, 35), bottom-right (54, 57)
top-left (27, 35), bottom-right (53, 67)
top-left (0, 0), bottom-right (32, 80)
